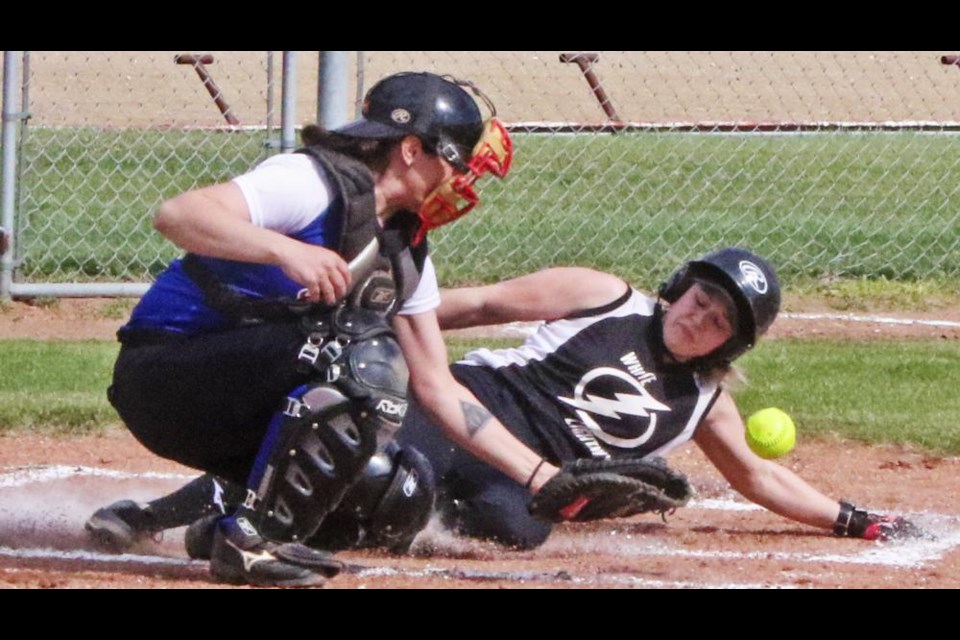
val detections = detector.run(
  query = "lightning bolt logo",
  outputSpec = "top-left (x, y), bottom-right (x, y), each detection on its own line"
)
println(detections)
top-left (558, 367), bottom-right (671, 448)
top-left (560, 391), bottom-right (669, 419)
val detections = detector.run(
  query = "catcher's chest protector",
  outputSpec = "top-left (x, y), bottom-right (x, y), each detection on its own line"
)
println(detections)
top-left (300, 145), bottom-right (428, 317)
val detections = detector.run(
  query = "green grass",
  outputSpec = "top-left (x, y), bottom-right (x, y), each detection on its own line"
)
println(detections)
top-left (788, 277), bottom-right (960, 312)
top-left (2, 337), bottom-right (958, 457)
top-left (12, 129), bottom-right (960, 290)
top-left (0, 341), bottom-right (120, 433)
top-left (735, 339), bottom-right (960, 454)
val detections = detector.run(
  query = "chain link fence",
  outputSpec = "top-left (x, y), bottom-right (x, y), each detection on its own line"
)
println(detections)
top-left (3, 51), bottom-right (279, 295)
top-left (3, 51), bottom-right (960, 298)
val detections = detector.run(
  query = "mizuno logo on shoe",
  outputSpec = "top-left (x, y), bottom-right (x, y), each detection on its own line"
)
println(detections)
top-left (226, 538), bottom-right (277, 572)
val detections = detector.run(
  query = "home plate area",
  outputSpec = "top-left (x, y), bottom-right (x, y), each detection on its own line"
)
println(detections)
top-left (0, 463), bottom-right (957, 588)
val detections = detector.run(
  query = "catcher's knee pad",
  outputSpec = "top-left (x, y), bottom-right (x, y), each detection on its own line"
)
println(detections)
top-left (298, 307), bottom-right (410, 441)
top-left (309, 441), bottom-right (435, 554)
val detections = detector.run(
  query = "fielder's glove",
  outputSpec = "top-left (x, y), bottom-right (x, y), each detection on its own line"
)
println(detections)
top-left (528, 457), bottom-right (693, 523)
top-left (833, 501), bottom-right (931, 541)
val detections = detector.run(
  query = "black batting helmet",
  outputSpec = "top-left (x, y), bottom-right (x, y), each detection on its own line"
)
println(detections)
top-left (659, 247), bottom-right (781, 367)
top-left (336, 71), bottom-right (486, 173)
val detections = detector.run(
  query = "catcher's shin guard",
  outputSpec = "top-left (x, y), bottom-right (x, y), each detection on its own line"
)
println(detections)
top-left (244, 309), bottom-right (411, 545)
top-left (247, 384), bottom-right (377, 543)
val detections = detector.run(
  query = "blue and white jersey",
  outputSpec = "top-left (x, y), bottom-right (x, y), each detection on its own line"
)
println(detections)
top-left (453, 289), bottom-right (721, 461)
top-left (121, 153), bottom-right (440, 337)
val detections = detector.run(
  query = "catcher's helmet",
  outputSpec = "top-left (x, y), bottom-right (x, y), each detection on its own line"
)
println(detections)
top-left (336, 71), bottom-right (485, 173)
top-left (309, 442), bottom-right (435, 554)
top-left (659, 247), bottom-right (781, 366)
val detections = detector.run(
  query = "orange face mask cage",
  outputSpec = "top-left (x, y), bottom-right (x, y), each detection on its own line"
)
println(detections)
top-left (414, 118), bottom-right (513, 245)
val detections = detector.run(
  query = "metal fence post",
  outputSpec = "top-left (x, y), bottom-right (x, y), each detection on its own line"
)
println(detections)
top-left (280, 51), bottom-right (298, 153)
top-left (318, 51), bottom-right (350, 130)
top-left (355, 52), bottom-right (365, 118)
top-left (1, 51), bottom-right (23, 301)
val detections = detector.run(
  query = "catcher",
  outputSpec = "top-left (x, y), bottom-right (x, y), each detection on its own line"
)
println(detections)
top-left (89, 247), bottom-right (921, 554)
top-left (84, 71), bottom-right (546, 586)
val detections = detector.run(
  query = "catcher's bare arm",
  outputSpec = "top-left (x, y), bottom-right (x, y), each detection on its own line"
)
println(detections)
top-left (437, 267), bottom-right (628, 330)
top-left (154, 183), bottom-right (350, 305)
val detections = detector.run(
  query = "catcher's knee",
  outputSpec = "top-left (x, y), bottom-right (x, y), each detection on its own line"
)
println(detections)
top-left (249, 310), bottom-right (412, 543)
top-left (309, 441), bottom-right (436, 554)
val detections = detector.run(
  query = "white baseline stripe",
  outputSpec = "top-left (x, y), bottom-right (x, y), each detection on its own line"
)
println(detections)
top-left (0, 545), bottom-right (199, 567)
top-left (469, 312), bottom-right (960, 339)
top-left (0, 545), bottom-right (788, 589)
top-left (601, 532), bottom-right (960, 568)
top-left (0, 465), bottom-right (196, 488)
top-left (781, 312), bottom-right (960, 329)
top-left (352, 566), bottom-right (791, 589)
top-left (691, 498), bottom-right (763, 512)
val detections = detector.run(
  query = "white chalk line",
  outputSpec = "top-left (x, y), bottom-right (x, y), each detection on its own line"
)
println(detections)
top-left (350, 566), bottom-right (791, 590)
top-left (582, 530), bottom-right (960, 568)
top-left (0, 545), bottom-right (199, 567)
top-left (480, 312), bottom-right (960, 339)
top-left (780, 312), bottom-right (960, 329)
top-left (692, 498), bottom-right (763, 511)
top-left (0, 465), bottom-right (196, 488)
top-left (0, 544), bottom-right (787, 588)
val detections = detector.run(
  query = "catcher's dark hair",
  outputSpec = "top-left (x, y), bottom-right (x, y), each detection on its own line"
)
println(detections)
top-left (300, 124), bottom-right (402, 173)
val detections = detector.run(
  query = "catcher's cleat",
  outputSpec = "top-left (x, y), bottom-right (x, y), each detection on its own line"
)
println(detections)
top-left (184, 513), bottom-right (220, 560)
top-left (85, 500), bottom-right (161, 552)
top-left (209, 516), bottom-right (343, 588)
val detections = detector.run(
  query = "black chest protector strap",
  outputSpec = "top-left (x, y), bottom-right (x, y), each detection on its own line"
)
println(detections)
top-left (302, 146), bottom-right (428, 310)
top-left (297, 146), bottom-right (378, 263)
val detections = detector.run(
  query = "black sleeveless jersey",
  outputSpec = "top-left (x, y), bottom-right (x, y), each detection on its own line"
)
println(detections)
top-left (452, 289), bottom-right (722, 462)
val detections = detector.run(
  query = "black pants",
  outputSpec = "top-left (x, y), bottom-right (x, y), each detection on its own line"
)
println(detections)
top-left (109, 322), bottom-right (312, 484)
top-left (396, 365), bottom-right (553, 550)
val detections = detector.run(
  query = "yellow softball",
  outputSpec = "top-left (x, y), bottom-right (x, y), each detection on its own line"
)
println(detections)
top-left (745, 407), bottom-right (796, 459)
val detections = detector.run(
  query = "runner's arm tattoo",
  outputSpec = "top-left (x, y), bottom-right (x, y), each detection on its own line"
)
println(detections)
top-left (460, 400), bottom-right (493, 437)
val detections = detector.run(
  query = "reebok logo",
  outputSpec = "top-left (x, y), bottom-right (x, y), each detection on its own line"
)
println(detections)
top-left (376, 398), bottom-right (407, 417)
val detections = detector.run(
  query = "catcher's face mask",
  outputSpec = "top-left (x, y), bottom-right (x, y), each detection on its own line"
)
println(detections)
top-left (414, 118), bottom-right (513, 245)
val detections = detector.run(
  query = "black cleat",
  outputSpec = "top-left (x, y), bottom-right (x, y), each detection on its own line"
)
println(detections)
top-left (85, 500), bottom-right (159, 552)
top-left (184, 513), bottom-right (221, 560)
top-left (209, 516), bottom-right (343, 587)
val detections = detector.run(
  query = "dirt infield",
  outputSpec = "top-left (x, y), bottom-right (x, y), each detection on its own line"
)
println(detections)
top-left (1, 429), bottom-right (958, 589)
top-left (4, 297), bottom-right (960, 342)
top-left (2, 299), bottom-right (959, 589)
